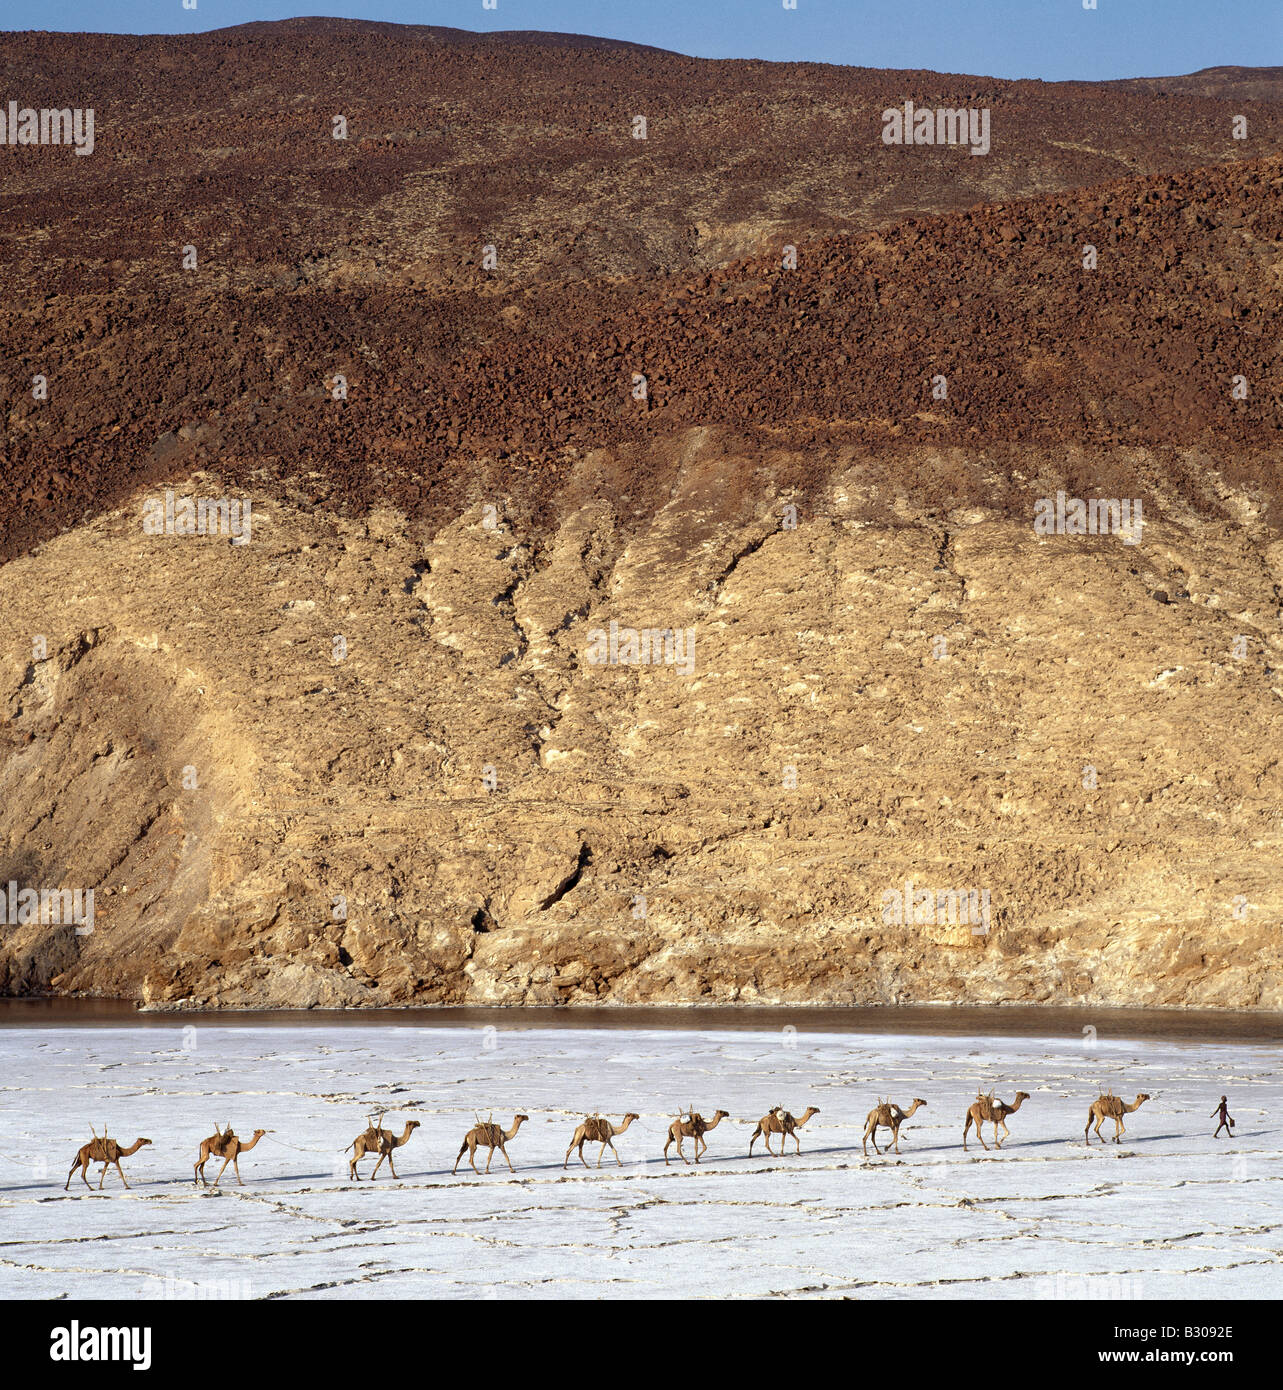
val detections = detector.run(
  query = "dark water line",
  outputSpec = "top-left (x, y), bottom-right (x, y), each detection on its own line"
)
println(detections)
top-left (0, 998), bottom-right (1280, 1042)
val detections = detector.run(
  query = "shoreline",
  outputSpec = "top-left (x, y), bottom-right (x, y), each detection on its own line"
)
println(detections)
top-left (2, 997), bottom-right (1281, 1042)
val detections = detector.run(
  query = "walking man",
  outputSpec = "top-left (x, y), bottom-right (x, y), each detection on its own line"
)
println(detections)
top-left (1210, 1095), bottom-right (1234, 1138)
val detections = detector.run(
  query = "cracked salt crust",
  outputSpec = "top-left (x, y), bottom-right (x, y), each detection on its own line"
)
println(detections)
top-left (0, 1025), bottom-right (1279, 1299)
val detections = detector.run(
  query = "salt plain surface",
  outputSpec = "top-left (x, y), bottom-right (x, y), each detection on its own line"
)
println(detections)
top-left (0, 1023), bottom-right (1279, 1299)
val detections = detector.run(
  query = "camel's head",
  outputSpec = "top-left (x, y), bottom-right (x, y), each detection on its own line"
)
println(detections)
top-left (1014, 1092), bottom-right (1030, 1102)
top-left (408, 1120), bottom-right (421, 1131)
top-left (516, 1114), bottom-right (530, 1122)
top-left (138, 1138), bottom-right (153, 1148)
top-left (251, 1129), bottom-right (267, 1139)
top-left (713, 1109), bottom-right (730, 1120)
top-left (1137, 1093), bottom-right (1151, 1104)
top-left (624, 1113), bottom-right (640, 1122)
top-left (912, 1099), bottom-right (928, 1108)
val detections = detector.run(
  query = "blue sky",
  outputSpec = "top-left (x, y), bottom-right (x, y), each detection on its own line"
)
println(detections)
top-left (9, 0), bottom-right (1283, 82)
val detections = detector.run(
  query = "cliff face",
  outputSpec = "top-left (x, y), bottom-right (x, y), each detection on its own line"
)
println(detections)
top-left (1, 23), bottom-right (1280, 1008)
top-left (2, 437), bottom-right (1281, 1009)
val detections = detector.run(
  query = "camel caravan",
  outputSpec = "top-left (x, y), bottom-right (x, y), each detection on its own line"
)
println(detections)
top-left (58, 1084), bottom-right (1200, 1192)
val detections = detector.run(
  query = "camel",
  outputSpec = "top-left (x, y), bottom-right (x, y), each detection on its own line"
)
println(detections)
top-left (748, 1105), bottom-right (820, 1156)
top-left (453, 1114), bottom-right (529, 1175)
top-left (963, 1090), bottom-right (1030, 1151)
top-left (65, 1127), bottom-right (152, 1191)
top-left (962, 1089), bottom-right (997, 1151)
top-left (564, 1113), bottom-right (639, 1169)
top-left (346, 1118), bottom-right (420, 1180)
top-left (663, 1107), bottom-right (730, 1165)
top-left (1085, 1090), bottom-right (1150, 1145)
top-left (194, 1124), bottom-right (268, 1186)
top-left (863, 1098), bottom-right (927, 1156)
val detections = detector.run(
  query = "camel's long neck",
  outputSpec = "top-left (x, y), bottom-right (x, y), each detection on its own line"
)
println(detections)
top-left (614, 1116), bottom-right (635, 1135)
top-left (905, 1101), bottom-right (923, 1117)
top-left (240, 1133), bottom-right (264, 1152)
top-left (1007, 1096), bottom-right (1025, 1113)
top-left (1126, 1097), bottom-right (1146, 1113)
top-left (398, 1124), bottom-right (415, 1145)
top-left (505, 1118), bottom-right (525, 1140)
top-left (120, 1140), bottom-right (146, 1157)
top-left (704, 1114), bottom-right (724, 1131)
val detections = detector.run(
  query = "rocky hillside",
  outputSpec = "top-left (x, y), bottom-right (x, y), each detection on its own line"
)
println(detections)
top-left (0, 22), bottom-right (1280, 1008)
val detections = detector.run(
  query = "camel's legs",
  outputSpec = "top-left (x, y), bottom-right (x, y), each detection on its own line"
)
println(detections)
top-left (65, 1159), bottom-right (84, 1191)
top-left (608, 1139), bottom-right (621, 1167)
top-left (98, 1163), bottom-right (108, 1189)
top-left (499, 1141), bottom-right (515, 1174)
top-left (386, 1152), bottom-right (399, 1179)
top-left (1114, 1118), bottom-right (1125, 1143)
top-left (115, 1160), bottom-right (130, 1189)
top-left (233, 1156), bottom-right (244, 1185)
top-left (213, 1154), bottom-right (233, 1186)
top-left (793, 1131), bottom-right (803, 1155)
top-left (370, 1151), bottom-right (386, 1179)
top-left (764, 1131), bottom-right (776, 1156)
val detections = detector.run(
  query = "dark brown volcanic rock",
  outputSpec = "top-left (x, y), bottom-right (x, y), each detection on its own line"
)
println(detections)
top-left (2, 19), bottom-right (1282, 561)
top-left (1114, 67), bottom-right (1283, 101)
top-left (2, 150), bottom-right (1281, 561)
